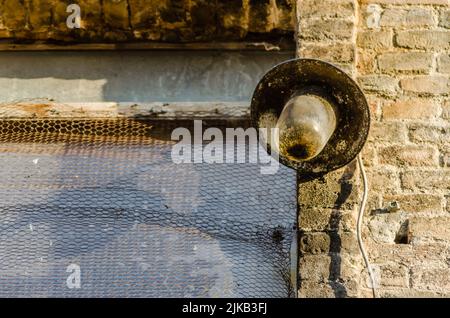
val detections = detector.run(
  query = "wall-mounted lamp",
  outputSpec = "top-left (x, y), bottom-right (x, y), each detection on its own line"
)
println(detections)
top-left (251, 58), bottom-right (370, 180)
top-left (252, 59), bottom-right (378, 297)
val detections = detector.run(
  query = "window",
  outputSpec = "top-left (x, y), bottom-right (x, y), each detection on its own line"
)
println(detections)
top-left (0, 48), bottom-right (297, 297)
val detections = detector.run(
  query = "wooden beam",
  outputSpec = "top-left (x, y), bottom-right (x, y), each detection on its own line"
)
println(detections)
top-left (0, 41), bottom-right (295, 52)
top-left (0, 102), bottom-right (250, 120)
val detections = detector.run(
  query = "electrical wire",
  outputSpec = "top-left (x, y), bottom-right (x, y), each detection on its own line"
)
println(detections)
top-left (356, 153), bottom-right (377, 298)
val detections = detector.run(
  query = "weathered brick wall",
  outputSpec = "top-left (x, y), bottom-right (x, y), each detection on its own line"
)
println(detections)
top-left (358, 0), bottom-right (450, 297)
top-left (297, 0), bottom-right (450, 297)
top-left (0, 0), bottom-right (295, 42)
top-left (296, 0), bottom-right (365, 298)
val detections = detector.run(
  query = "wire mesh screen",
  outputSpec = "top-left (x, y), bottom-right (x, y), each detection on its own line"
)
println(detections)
top-left (0, 119), bottom-right (297, 298)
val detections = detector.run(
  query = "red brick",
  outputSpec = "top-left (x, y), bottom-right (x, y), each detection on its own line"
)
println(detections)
top-left (440, 9), bottom-right (450, 28)
top-left (379, 145), bottom-right (439, 167)
top-left (382, 99), bottom-right (440, 120)
top-left (383, 194), bottom-right (443, 214)
top-left (409, 216), bottom-right (450, 243)
top-left (358, 75), bottom-right (399, 95)
top-left (299, 18), bottom-right (354, 41)
top-left (367, 168), bottom-right (400, 194)
top-left (401, 170), bottom-right (450, 191)
top-left (401, 76), bottom-right (450, 95)
top-left (299, 43), bottom-right (355, 63)
top-left (380, 8), bottom-right (434, 27)
top-left (378, 263), bottom-right (409, 288)
top-left (378, 52), bottom-right (433, 74)
top-left (357, 50), bottom-right (378, 74)
top-left (357, 30), bottom-right (392, 50)
top-left (438, 54), bottom-right (450, 73)
top-left (408, 124), bottom-right (450, 144)
top-left (412, 267), bottom-right (450, 291)
top-left (396, 31), bottom-right (450, 50)
top-left (368, 122), bottom-right (407, 143)
top-left (300, 0), bottom-right (355, 19)
top-left (443, 100), bottom-right (450, 119)
top-left (361, 0), bottom-right (449, 4)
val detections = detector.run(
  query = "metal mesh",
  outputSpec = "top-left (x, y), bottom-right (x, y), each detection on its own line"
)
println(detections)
top-left (0, 119), bottom-right (297, 298)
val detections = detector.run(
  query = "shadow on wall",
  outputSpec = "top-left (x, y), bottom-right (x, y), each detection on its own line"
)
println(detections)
top-left (0, 51), bottom-right (292, 103)
top-left (327, 161), bottom-right (357, 297)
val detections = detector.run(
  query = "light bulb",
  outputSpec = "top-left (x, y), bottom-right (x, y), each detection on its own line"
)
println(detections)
top-left (275, 94), bottom-right (337, 162)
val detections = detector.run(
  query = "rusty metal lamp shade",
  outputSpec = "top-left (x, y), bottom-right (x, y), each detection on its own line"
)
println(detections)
top-left (251, 58), bottom-right (370, 180)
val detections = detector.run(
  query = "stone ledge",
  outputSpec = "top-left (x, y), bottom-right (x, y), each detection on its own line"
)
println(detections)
top-left (0, 102), bottom-right (250, 119)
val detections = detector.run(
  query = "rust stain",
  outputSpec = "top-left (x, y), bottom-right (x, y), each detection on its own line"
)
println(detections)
top-left (15, 104), bottom-right (53, 118)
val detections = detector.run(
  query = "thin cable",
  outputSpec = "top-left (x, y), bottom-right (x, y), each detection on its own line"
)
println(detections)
top-left (356, 153), bottom-right (377, 298)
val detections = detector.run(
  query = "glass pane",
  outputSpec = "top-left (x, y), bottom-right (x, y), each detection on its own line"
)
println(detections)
top-left (0, 51), bottom-right (292, 103)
